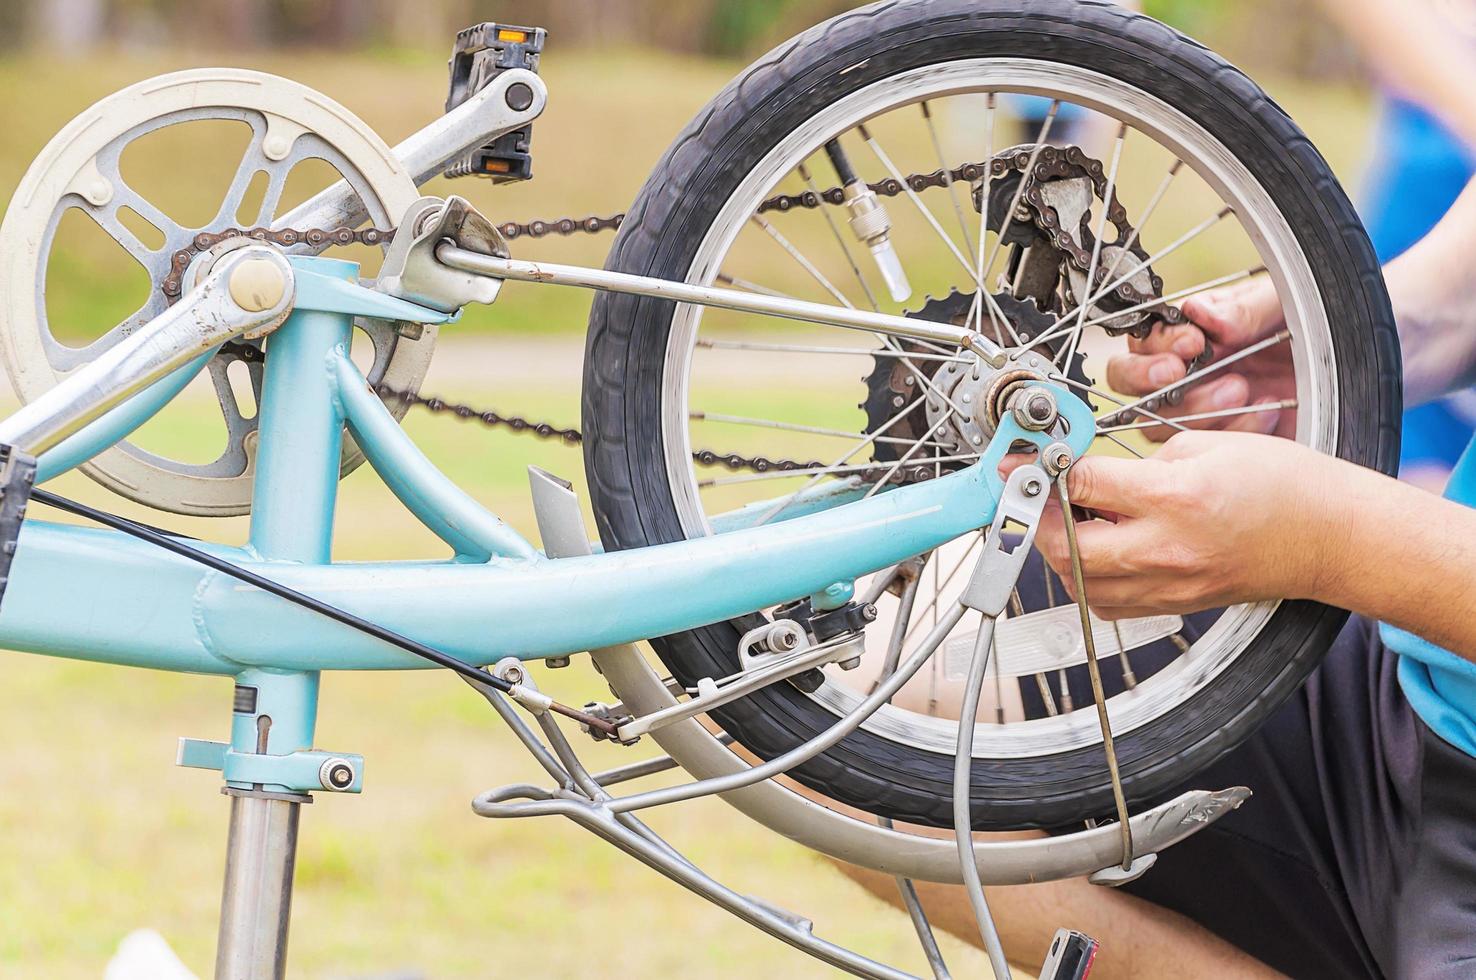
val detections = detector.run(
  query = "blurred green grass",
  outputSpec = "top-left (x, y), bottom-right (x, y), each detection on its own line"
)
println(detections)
top-left (0, 46), bottom-right (1373, 978)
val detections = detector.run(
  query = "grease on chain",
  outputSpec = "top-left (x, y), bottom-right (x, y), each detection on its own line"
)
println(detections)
top-left (372, 383), bottom-right (936, 484)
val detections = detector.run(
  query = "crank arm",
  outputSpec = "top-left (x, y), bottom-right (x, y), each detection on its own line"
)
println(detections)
top-left (0, 248), bottom-right (294, 457)
top-left (274, 69), bottom-right (547, 234)
top-left (435, 244), bottom-right (1006, 364)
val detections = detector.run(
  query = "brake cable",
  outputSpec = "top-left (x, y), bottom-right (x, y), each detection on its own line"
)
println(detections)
top-left (30, 487), bottom-right (621, 737)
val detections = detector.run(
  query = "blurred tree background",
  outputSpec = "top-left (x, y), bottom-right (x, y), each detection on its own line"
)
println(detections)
top-left (1, 0), bottom-right (1362, 77)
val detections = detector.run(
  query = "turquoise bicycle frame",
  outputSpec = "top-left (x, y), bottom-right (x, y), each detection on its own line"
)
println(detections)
top-left (0, 254), bottom-right (1095, 794)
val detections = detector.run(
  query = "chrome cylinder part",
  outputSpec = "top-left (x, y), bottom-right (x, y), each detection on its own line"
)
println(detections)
top-left (842, 181), bottom-right (911, 302)
top-left (215, 794), bottom-right (301, 980)
top-left (436, 244), bottom-right (1001, 363)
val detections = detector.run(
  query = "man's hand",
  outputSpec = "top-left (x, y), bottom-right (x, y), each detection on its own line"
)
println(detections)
top-left (1033, 431), bottom-right (1336, 618)
top-left (1104, 277), bottom-right (1297, 439)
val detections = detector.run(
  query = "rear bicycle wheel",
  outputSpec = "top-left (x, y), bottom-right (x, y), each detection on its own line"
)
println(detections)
top-left (582, 0), bottom-right (1399, 829)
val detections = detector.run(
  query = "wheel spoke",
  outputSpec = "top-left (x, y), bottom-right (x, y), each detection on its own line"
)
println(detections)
top-left (696, 338), bottom-right (968, 363)
top-left (979, 103), bottom-right (1059, 284)
top-left (1098, 431), bottom-right (1147, 459)
top-left (1113, 622), bottom-right (1138, 690)
top-left (1017, 206), bottom-right (1238, 358)
top-left (1103, 328), bottom-right (1292, 422)
top-left (751, 213), bottom-right (853, 308)
top-left (860, 124), bottom-right (993, 317)
top-left (859, 409), bottom-right (952, 500)
top-left (715, 271), bottom-right (799, 299)
top-left (691, 409), bottom-right (954, 449)
top-left (1099, 158), bottom-right (1182, 286)
top-left (1048, 374), bottom-right (1189, 434)
top-left (970, 94), bottom-right (1000, 342)
top-left (699, 451), bottom-right (977, 487)
top-left (903, 532), bottom-right (983, 646)
top-left (1098, 398), bottom-right (1296, 434)
top-left (921, 101), bottom-right (976, 265)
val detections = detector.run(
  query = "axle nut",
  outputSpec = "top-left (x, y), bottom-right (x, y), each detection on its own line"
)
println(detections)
top-left (228, 258), bottom-right (286, 313)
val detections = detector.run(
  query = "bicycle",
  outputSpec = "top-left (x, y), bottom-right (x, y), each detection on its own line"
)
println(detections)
top-left (0, 3), bottom-right (1399, 977)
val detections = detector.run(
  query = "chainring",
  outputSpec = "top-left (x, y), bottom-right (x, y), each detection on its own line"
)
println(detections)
top-left (0, 68), bottom-right (428, 516)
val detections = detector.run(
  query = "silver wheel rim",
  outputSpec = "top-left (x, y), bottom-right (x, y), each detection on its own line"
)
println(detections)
top-left (657, 58), bottom-right (1336, 759)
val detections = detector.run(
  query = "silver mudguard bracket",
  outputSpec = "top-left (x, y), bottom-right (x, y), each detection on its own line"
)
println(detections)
top-left (614, 631), bottom-right (867, 742)
top-left (961, 464), bottom-right (1050, 616)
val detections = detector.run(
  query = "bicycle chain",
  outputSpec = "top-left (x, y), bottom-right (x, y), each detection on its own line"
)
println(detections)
top-left (372, 383), bottom-right (937, 484)
top-left (166, 146), bottom-right (1196, 473)
top-left (161, 226), bottom-right (397, 301)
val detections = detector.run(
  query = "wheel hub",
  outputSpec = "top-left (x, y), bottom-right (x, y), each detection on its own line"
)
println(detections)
top-left (863, 290), bottom-right (1090, 470)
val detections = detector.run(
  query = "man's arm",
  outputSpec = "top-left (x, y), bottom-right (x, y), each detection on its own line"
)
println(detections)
top-left (1033, 432), bottom-right (1476, 657)
top-left (1382, 178), bottom-right (1476, 406)
top-left (1312, 0), bottom-right (1476, 152)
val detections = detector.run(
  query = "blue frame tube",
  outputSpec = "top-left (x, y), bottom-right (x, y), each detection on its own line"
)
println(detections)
top-left (0, 255), bottom-right (1096, 678)
top-left (226, 258), bottom-right (360, 772)
top-left (0, 397), bottom-right (1089, 674)
top-left (331, 352), bottom-right (539, 562)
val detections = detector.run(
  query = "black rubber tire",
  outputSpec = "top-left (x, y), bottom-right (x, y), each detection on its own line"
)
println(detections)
top-left (582, 0), bottom-right (1401, 829)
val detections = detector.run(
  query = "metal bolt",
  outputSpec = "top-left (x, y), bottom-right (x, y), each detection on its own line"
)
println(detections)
top-left (546, 656), bottom-right (571, 669)
top-left (319, 758), bottom-right (355, 791)
top-left (1042, 442), bottom-right (1074, 476)
top-left (838, 656), bottom-right (863, 671)
top-left (493, 657), bottom-right (527, 685)
top-left (505, 82), bottom-right (535, 111)
top-left (1023, 477), bottom-right (1043, 497)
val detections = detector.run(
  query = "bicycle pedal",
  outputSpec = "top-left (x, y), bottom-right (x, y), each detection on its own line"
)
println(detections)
top-left (444, 22), bottom-right (546, 182)
top-left (1039, 928), bottom-right (1100, 979)
top-left (0, 445), bottom-right (36, 611)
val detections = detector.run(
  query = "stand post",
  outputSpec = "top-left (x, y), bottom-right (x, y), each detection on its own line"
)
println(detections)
top-left (215, 795), bottom-right (302, 979)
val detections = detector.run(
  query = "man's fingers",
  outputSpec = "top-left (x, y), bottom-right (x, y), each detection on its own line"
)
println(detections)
top-left (1126, 322), bottom-right (1207, 360)
top-left (1034, 497), bottom-right (1155, 579)
top-left (1180, 277), bottom-right (1282, 346)
top-left (1061, 455), bottom-right (1159, 516)
top-left (1105, 351), bottom-right (1186, 396)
